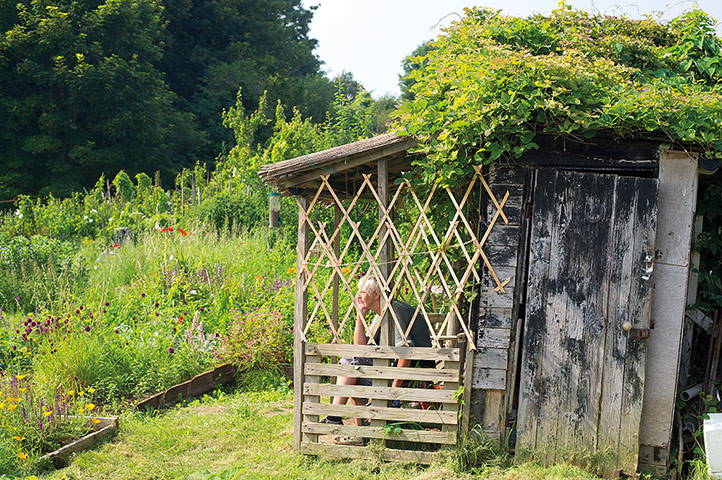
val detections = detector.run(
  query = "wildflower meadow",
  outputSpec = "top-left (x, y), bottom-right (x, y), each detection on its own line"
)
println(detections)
top-left (0, 179), bottom-right (301, 473)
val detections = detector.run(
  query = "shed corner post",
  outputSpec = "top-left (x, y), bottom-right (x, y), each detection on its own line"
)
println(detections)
top-left (293, 195), bottom-right (310, 452)
top-left (639, 149), bottom-right (699, 474)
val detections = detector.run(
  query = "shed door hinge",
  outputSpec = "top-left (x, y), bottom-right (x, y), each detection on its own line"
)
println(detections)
top-left (524, 202), bottom-right (533, 219)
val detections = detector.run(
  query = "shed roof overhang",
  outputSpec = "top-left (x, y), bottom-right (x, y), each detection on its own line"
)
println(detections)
top-left (258, 132), bottom-right (418, 197)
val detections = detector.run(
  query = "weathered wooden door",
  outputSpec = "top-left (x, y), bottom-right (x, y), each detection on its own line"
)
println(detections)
top-left (517, 169), bottom-right (658, 475)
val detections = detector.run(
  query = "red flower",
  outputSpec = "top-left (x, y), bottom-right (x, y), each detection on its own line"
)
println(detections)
top-left (178, 228), bottom-right (187, 236)
top-left (112, 243), bottom-right (120, 248)
top-left (168, 227), bottom-right (174, 232)
top-left (160, 227), bottom-right (168, 233)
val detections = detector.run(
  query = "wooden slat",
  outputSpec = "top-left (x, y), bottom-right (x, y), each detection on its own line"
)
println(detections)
top-left (484, 245), bottom-right (518, 267)
top-left (305, 343), bottom-right (460, 361)
top-left (303, 383), bottom-right (456, 403)
top-left (479, 286), bottom-right (514, 308)
top-left (471, 367), bottom-right (506, 390)
top-left (517, 168), bottom-right (555, 459)
top-left (302, 422), bottom-right (457, 444)
top-left (618, 177), bottom-right (658, 473)
top-left (474, 348), bottom-right (508, 370)
top-left (304, 364), bottom-right (459, 383)
top-left (303, 403), bottom-right (458, 425)
top-left (477, 328), bottom-right (511, 349)
top-left (300, 442), bottom-right (440, 464)
top-left (478, 307), bottom-right (514, 329)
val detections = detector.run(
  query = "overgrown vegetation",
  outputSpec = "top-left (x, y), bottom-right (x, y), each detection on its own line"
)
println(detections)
top-left (396, 5), bottom-right (722, 184)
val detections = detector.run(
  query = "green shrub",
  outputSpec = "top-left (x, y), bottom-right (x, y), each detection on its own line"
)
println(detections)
top-left (221, 303), bottom-right (293, 372)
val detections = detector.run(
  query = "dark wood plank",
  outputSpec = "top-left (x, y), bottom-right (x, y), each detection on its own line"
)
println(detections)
top-left (517, 168), bottom-right (556, 458)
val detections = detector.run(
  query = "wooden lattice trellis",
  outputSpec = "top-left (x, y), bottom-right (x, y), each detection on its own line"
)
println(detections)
top-left (295, 165), bottom-right (510, 348)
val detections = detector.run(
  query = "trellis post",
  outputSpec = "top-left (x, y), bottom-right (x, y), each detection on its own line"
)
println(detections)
top-left (293, 196), bottom-right (310, 451)
top-left (378, 158), bottom-right (393, 345)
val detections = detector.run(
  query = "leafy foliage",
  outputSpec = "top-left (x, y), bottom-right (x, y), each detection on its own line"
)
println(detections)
top-left (395, 5), bottom-right (722, 185)
top-left (0, 0), bottom-right (204, 199)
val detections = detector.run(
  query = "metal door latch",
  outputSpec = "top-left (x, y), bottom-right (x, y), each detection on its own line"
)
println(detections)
top-left (642, 255), bottom-right (654, 281)
top-left (622, 321), bottom-right (651, 339)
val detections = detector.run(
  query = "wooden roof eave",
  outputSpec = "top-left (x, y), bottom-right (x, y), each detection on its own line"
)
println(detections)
top-left (259, 133), bottom-right (419, 193)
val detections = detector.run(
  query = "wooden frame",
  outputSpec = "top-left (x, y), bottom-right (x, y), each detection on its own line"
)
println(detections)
top-left (291, 164), bottom-right (510, 461)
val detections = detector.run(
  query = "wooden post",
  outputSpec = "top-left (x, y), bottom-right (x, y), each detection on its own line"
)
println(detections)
top-left (378, 158), bottom-right (392, 345)
top-left (333, 204), bottom-right (341, 335)
top-left (371, 158), bottom-right (391, 434)
top-left (293, 196), bottom-right (310, 451)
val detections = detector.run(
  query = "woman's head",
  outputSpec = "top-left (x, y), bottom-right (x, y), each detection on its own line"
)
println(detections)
top-left (358, 274), bottom-right (381, 298)
top-left (356, 274), bottom-right (382, 314)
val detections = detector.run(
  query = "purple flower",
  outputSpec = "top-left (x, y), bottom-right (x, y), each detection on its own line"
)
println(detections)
top-left (85, 325), bottom-right (91, 332)
top-left (105, 301), bottom-right (110, 306)
top-left (141, 293), bottom-right (146, 298)
top-left (154, 302), bottom-right (159, 307)
top-left (168, 347), bottom-right (174, 354)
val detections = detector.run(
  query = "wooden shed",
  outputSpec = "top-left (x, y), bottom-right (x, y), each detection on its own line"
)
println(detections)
top-left (259, 132), bottom-right (706, 475)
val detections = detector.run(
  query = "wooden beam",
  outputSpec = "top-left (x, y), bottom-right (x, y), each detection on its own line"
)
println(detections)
top-left (305, 343), bottom-right (460, 361)
top-left (300, 442), bottom-right (440, 464)
top-left (293, 196), bottom-right (310, 452)
top-left (302, 383), bottom-right (456, 403)
top-left (305, 363), bottom-right (460, 383)
top-left (302, 422), bottom-right (457, 444)
top-left (302, 402), bottom-right (458, 425)
top-left (285, 143), bottom-right (410, 189)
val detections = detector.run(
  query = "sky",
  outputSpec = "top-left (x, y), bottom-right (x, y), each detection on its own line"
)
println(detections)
top-left (301, 0), bottom-right (722, 98)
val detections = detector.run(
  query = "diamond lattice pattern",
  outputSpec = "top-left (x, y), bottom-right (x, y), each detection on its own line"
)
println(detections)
top-left (296, 166), bottom-right (510, 348)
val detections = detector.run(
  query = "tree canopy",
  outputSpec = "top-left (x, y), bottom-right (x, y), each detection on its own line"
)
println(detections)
top-left (0, 0), bottom-right (335, 199)
top-left (395, 5), bottom-right (722, 184)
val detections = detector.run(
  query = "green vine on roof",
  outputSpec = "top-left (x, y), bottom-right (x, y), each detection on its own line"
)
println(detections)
top-left (394, 3), bottom-right (722, 184)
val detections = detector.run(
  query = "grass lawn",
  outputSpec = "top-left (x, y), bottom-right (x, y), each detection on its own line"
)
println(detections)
top-left (37, 387), bottom-right (605, 480)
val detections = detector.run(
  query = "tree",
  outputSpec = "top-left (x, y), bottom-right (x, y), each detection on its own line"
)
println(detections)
top-left (157, 0), bottom-right (334, 159)
top-left (0, 0), bottom-right (204, 199)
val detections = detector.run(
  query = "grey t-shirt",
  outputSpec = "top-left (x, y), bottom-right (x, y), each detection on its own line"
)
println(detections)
top-left (369, 300), bottom-right (431, 347)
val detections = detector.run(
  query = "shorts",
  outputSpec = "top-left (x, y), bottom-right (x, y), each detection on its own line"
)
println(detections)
top-left (339, 356), bottom-right (372, 387)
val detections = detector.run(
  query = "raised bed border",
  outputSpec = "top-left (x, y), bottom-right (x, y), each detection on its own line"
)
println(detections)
top-left (40, 416), bottom-right (118, 467)
top-left (134, 362), bottom-right (236, 411)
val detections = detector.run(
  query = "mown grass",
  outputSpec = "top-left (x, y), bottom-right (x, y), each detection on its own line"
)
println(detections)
top-left (36, 386), bottom-right (605, 480)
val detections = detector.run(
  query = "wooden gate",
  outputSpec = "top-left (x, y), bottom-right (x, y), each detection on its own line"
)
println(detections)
top-left (292, 164), bottom-right (511, 462)
top-left (517, 169), bottom-right (658, 475)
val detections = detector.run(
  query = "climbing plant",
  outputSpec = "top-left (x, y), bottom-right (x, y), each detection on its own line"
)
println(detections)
top-left (394, 4), bottom-right (722, 185)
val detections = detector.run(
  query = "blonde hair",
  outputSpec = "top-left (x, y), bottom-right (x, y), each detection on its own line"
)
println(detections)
top-left (358, 274), bottom-right (381, 298)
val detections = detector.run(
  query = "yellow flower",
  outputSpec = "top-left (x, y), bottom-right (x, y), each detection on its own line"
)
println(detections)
top-left (87, 388), bottom-right (96, 394)
top-left (67, 390), bottom-right (74, 396)
top-left (17, 451), bottom-right (27, 459)
top-left (8, 404), bottom-right (17, 411)
top-left (342, 267), bottom-right (350, 274)
top-left (12, 436), bottom-right (24, 442)
top-left (15, 375), bottom-right (25, 380)
top-left (287, 267), bottom-right (296, 274)
top-left (91, 418), bottom-right (101, 424)
top-left (78, 391), bottom-right (84, 397)
top-left (18, 388), bottom-right (26, 392)
top-left (0, 402), bottom-right (5, 409)
top-left (5, 397), bottom-right (13, 402)
top-left (85, 403), bottom-right (95, 410)
top-left (44, 410), bottom-right (53, 417)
